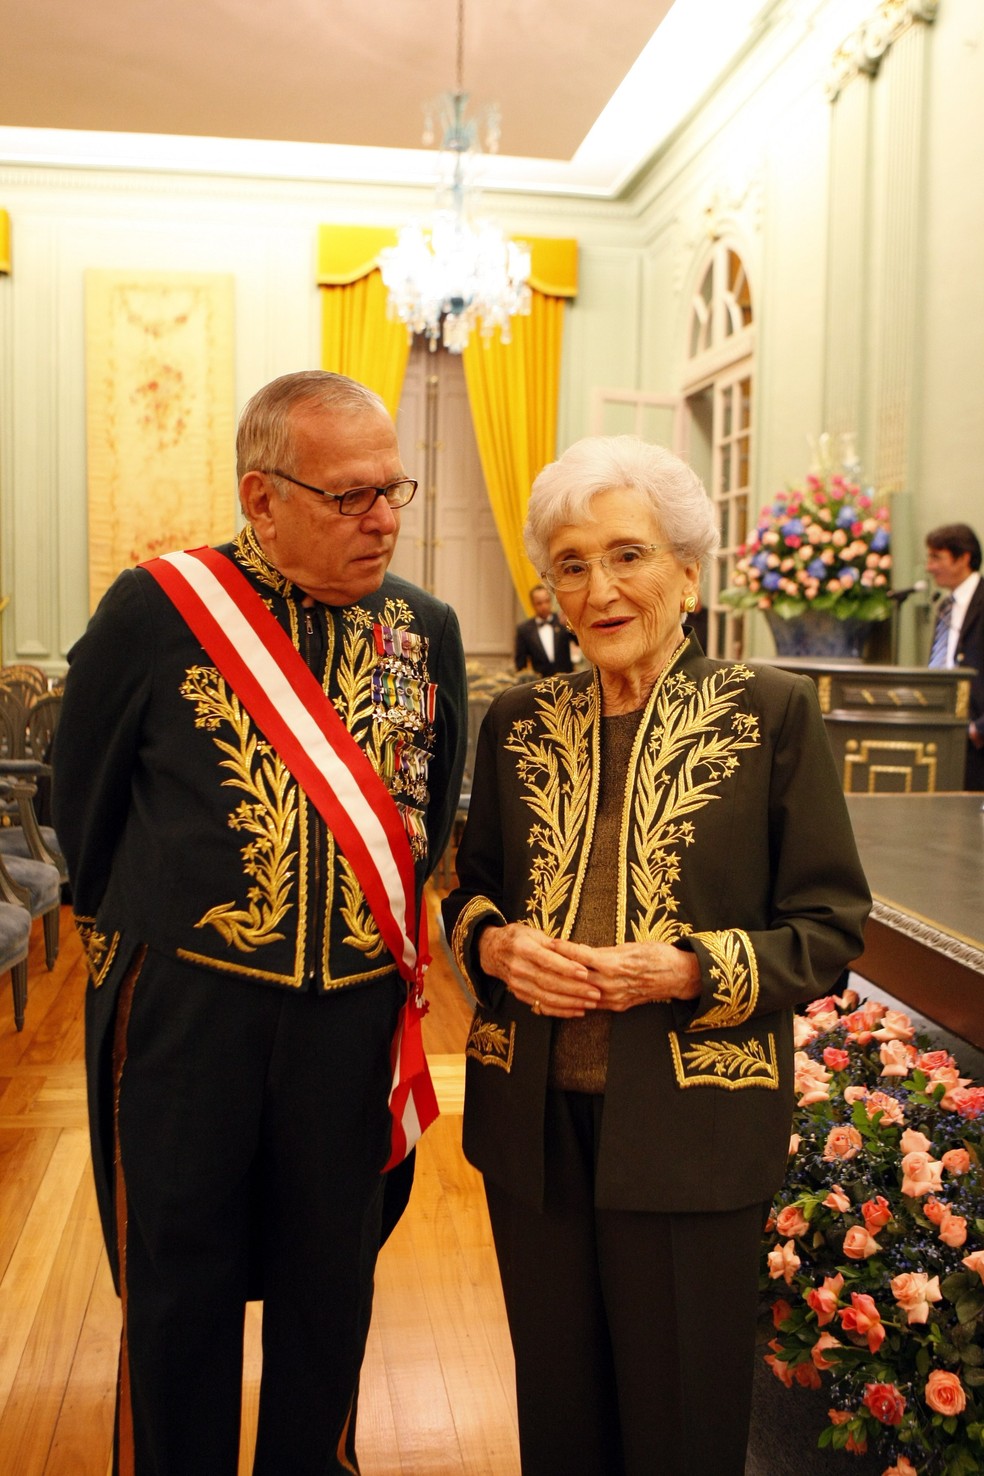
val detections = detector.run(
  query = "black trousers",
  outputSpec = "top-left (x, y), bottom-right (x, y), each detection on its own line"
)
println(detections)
top-left (111, 949), bottom-right (403, 1476)
top-left (485, 1091), bottom-right (769, 1476)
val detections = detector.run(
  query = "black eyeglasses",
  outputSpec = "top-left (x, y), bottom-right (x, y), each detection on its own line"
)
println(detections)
top-left (264, 469), bottom-right (418, 517)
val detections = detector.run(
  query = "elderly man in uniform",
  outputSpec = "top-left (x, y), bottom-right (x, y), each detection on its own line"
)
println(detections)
top-left (53, 370), bottom-right (467, 1476)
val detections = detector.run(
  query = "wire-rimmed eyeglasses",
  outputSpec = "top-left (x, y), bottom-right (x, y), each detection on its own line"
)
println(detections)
top-left (264, 469), bottom-right (418, 517)
top-left (542, 543), bottom-right (669, 593)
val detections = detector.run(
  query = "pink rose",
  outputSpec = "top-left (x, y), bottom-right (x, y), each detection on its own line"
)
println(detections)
top-left (901, 1150), bottom-right (944, 1198)
top-left (878, 1039), bottom-right (915, 1077)
top-left (883, 1458), bottom-right (918, 1476)
top-left (899, 1128), bottom-right (932, 1155)
top-left (776, 1204), bottom-right (810, 1238)
top-left (865, 1090), bottom-right (905, 1125)
top-left (863, 1382), bottom-right (906, 1426)
top-left (764, 1344), bottom-right (794, 1387)
top-left (793, 1014), bottom-right (817, 1048)
top-left (962, 1249), bottom-right (984, 1283)
top-left (891, 1271), bottom-right (942, 1323)
top-left (823, 1185), bottom-right (851, 1213)
top-left (811, 1331), bottom-right (842, 1370)
top-left (915, 1049), bottom-right (954, 1073)
top-left (823, 1046), bottom-right (850, 1071)
top-left (839, 1292), bottom-right (885, 1353)
top-left (794, 1361), bottom-right (822, 1390)
top-left (924, 1369), bottom-right (966, 1417)
top-left (923, 1197), bottom-right (947, 1225)
top-left (787, 1133), bottom-right (801, 1156)
top-left (861, 1196), bottom-right (892, 1233)
top-left (951, 1085), bottom-right (984, 1118)
top-left (871, 1009), bottom-right (915, 1042)
top-left (941, 1148), bottom-right (971, 1175)
top-left (842, 1225), bottom-right (880, 1260)
top-left (823, 1125), bottom-right (863, 1162)
top-left (771, 1298), bottom-right (793, 1329)
top-left (766, 1240), bottom-right (801, 1285)
top-left (938, 1211), bottom-right (968, 1248)
top-left (807, 1273), bottom-right (844, 1327)
top-left (806, 994), bottom-right (839, 1018)
top-left (926, 1065), bottom-right (971, 1110)
top-left (843, 1085), bottom-right (868, 1105)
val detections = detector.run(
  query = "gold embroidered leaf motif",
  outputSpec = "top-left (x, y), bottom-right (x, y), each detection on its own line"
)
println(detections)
top-left (328, 599), bottom-right (419, 946)
top-left (468, 1019), bottom-right (511, 1056)
top-left (234, 525), bottom-right (292, 597)
top-left (180, 666), bottom-right (297, 952)
top-left (680, 1036), bottom-right (774, 1080)
top-left (506, 684), bottom-right (593, 934)
top-left (339, 855), bottom-right (384, 956)
top-left (629, 666), bottom-right (760, 945)
top-left (689, 928), bottom-right (759, 1028)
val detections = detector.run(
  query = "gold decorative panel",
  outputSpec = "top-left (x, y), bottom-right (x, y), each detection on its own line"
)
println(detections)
top-left (843, 738), bottom-right (938, 794)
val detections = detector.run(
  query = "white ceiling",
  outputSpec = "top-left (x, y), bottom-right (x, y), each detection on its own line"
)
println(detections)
top-left (0, 0), bottom-right (770, 197)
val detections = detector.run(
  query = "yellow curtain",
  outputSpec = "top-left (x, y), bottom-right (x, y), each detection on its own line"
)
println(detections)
top-left (0, 210), bottom-right (10, 275)
top-left (317, 226), bottom-right (578, 610)
top-left (317, 225), bottom-right (409, 420)
top-left (462, 237), bottom-right (578, 612)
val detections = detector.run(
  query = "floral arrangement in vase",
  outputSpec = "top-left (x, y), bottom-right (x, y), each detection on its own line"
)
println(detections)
top-left (721, 435), bottom-right (893, 624)
top-left (761, 990), bottom-right (984, 1475)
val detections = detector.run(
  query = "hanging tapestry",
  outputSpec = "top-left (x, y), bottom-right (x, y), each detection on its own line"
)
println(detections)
top-left (84, 270), bottom-right (236, 610)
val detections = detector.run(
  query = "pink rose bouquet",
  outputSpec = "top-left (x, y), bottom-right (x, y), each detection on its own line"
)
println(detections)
top-left (761, 994), bottom-right (984, 1474)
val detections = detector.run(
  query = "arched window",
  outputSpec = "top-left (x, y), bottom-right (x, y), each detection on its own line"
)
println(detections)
top-left (683, 241), bottom-right (755, 659)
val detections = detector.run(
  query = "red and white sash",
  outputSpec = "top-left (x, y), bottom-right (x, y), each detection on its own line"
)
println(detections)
top-left (141, 546), bottom-right (438, 1169)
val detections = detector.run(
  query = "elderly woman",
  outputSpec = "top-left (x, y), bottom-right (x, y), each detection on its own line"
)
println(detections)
top-left (442, 436), bottom-right (870, 1476)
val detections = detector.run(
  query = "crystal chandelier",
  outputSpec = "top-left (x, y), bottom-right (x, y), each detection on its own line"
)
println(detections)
top-left (379, 0), bottom-right (531, 354)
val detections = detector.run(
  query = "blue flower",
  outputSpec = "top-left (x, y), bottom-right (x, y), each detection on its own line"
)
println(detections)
top-left (807, 558), bottom-right (827, 580)
top-left (871, 528), bottom-right (889, 553)
top-left (836, 505), bottom-right (857, 528)
top-left (781, 518), bottom-right (805, 538)
top-left (837, 566), bottom-right (860, 585)
top-left (762, 571), bottom-right (781, 591)
top-left (751, 551), bottom-right (770, 571)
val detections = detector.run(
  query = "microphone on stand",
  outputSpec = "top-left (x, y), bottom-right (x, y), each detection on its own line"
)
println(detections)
top-left (887, 580), bottom-right (929, 603)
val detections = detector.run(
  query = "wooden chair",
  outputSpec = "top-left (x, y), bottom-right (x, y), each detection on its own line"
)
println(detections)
top-left (0, 780), bottom-right (61, 971)
top-left (0, 663), bottom-right (48, 706)
top-left (0, 893), bottom-right (31, 1030)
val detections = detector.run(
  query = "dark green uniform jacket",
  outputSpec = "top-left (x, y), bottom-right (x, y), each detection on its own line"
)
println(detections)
top-left (442, 634), bottom-right (870, 1216)
top-left (53, 527), bottom-right (467, 1265)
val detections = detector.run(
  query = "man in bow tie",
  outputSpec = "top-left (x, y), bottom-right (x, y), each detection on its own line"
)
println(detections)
top-left (925, 522), bottom-right (984, 789)
top-left (515, 583), bottom-right (577, 677)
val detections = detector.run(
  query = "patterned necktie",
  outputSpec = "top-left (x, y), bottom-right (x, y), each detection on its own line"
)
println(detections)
top-left (928, 594), bottom-right (955, 668)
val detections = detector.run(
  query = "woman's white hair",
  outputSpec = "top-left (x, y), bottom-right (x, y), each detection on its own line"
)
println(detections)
top-left (524, 436), bottom-right (721, 574)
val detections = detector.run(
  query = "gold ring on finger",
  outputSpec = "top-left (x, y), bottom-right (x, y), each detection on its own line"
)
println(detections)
top-left (532, 997), bottom-right (542, 1015)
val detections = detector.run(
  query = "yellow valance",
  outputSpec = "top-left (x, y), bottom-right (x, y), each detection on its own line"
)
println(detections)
top-left (0, 210), bottom-right (10, 275)
top-left (317, 224), bottom-right (577, 298)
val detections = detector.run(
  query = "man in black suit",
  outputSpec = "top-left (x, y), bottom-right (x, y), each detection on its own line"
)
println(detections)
top-left (515, 584), bottom-right (577, 676)
top-left (925, 522), bottom-right (984, 789)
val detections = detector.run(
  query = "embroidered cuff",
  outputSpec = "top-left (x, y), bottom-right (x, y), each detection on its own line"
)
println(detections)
top-left (687, 928), bottom-right (759, 1030)
top-left (450, 896), bottom-right (506, 1003)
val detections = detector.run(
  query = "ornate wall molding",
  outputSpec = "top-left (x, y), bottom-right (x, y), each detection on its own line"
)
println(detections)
top-left (827, 0), bottom-right (939, 100)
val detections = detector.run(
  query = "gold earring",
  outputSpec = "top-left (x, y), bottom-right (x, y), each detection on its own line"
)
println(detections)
top-left (684, 594), bottom-right (698, 614)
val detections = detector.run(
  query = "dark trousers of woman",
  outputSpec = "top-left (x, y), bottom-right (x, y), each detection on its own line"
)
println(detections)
top-left (484, 1090), bottom-right (769, 1476)
top-left (110, 949), bottom-right (403, 1476)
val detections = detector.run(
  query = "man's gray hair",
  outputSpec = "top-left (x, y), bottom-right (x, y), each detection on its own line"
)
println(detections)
top-left (524, 436), bottom-right (720, 574)
top-left (236, 371), bottom-right (390, 484)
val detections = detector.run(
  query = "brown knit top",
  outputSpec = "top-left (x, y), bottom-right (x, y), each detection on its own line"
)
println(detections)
top-left (547, 708), bottom-right (643, 1093)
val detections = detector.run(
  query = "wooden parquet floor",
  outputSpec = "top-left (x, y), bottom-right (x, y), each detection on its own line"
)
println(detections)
top-left (0, 891), bottom-right (520, 1476)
